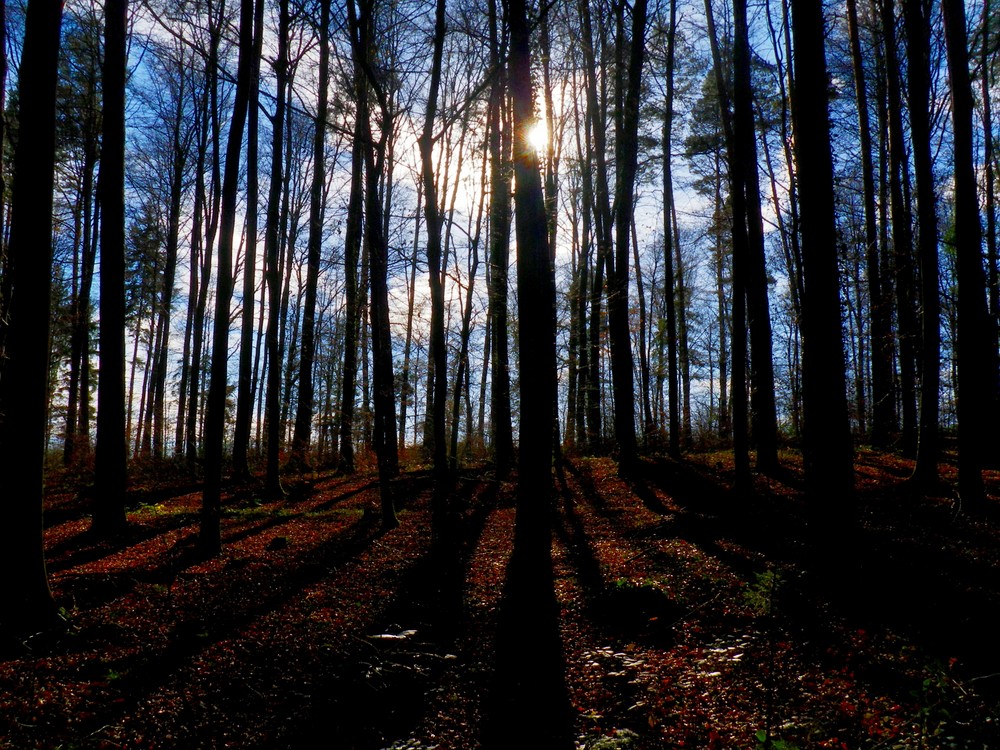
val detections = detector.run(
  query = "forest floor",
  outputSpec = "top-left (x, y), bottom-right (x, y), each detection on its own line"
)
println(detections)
top-left (2, 448), bottom-right (1000, 749)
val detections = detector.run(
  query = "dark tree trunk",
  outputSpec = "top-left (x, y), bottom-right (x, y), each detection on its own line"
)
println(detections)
top-left (902, 0), bottom-right (941, 488)
top-left (451, 159), bottom-right (486, 467)
top-left (510, 0), bottom-right (555, 547)
top-left (233, 0), bottom-right (266, 480)
top-left (262, 0), bottom-right (289, 498)
top-left (847, 0), bottom-right (894, 448)
top-left (488, 0), bottom-right (514, 474)
top-left (420, 0), bottom-right (449, 487)
top-left (349, 0), bottom-right (398, 527)
top-left (878, 0), bottom-right (918, 456)
top-left (186, 17), bottom-right (224, 467)
top-left (398, 186), bottom-right (422, 453)
top-left (733, 0), bottom-right (779, 473)
top-left (942, 0), bottom-right (993, 512)
top-left (289, 0), bottom-right (331, 470)
top-left (0, 0), bottom-right (64, 636)
top-left (65, 141), bottom-right (98, 465)
top-left (606, 0), bottom-right (647, 474)
top-left (705, 0), bottom-right (751, 489)
top-left (93, 0), bottom-right (129, 537)
top-left (790, 0), bottom-right (856, 550)
top-left (338, 130), bottom-right (365, 473)
top-left (663, 0), bottom-right (681, 458)
top-left (151, 64), bottom-right (191, 461)
top-left (201, 0), bottom-right (255, 556)
top-left (982, 0), bottom-right (1000, 359)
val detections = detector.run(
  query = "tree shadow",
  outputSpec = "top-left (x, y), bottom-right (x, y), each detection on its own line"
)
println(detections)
top-left (481, 523), bottom-right (574, 749)
top-left (286, 476), bottom-right (498, 748)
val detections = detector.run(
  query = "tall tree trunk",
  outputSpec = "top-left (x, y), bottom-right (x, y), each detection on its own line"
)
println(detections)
top-left (734, 0), bottom-right (779, 473)
top-left (0, 0), bottom-right (64, 636)
top-left (979, 0), bottom-right (1000, 451)
top-left (942, 0), bottom-right (993, 512)
top-left (262, 0), bottom-right (289, 498)
top-left (878, 0), bottom-right (918, 455)
top-left (606, 0), bottom-right (647, 474)
top-left (233, 0), bottom-right (266, 480)
top-left (93, 0), bottom-right (129, 537)
top-left (451, 154), bottom-right (486, 467)
top-left (289, 0), bottom-right (331, 470)
top-left (510, 0), bottom-right (555, 545)
top-left (705, 0), bottom-right (751, 489)
top-left (201, 0), bottom-right (255, 556)
top-left (65, 142), bottom-right (98, 465)
top-left (186, 19), bottom-right (223, 467)
top-left (580, 0), bottom-right (614, 454)
top-left (152, 69), bottom-right (190, 461)
top-left (338, 129), bottom-right (365, 473)
top-left (790, 0), bottom-right (856, 558)
top-left (398, 186), bottom-right (422, 453)
top-left (847, 0), bottom-right (894, 447)
top-left (902, 0), bottom-right (940, 488)
top-left (632, 220), bottom-right (653, 439)
top-left (488, 0), bottom-right (514, 474)
top-left (349, 0), bottom-right (398, 527)
top-left (662, 0), bottom-right (681, 458)
top-left (419, 0), bottom-right (449, 487)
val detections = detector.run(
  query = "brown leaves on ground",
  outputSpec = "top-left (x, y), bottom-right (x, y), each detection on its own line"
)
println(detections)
top-left (2, 450), bottom-right (1000, 749)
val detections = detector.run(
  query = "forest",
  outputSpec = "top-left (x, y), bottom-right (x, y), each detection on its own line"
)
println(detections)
top-left (2, 0), bottom-right (1000, 747)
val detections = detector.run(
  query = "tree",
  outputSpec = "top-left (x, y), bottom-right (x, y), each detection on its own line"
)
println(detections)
top-left (942, 0), bottom-right (993, 513)
top-left (201, 0), bottom-right (255, 556)
top-left (289, 0), bottom-right (332, 471)
top-left (902, 0), bottom-right (941, 489)
top-left (704, 0), bottom-right (751, 489)
top-left (232, 0), bottom-right (266, 481)
top-left (875, 0), bottom-right (918, 456)
top-left (733, 0), bottom-right (779, 473)
top-left (59, 8), bottom-right (102, 467)
top-left (262, 0), bottom-right (290, 498)
top-left (487, 0), bottom-right (514, 474)
top-left (606, 0), bottom-right (649, 474)
top-left (0, 0), bottom-right (65, 637)
top-left (661, 0), bottom-right (682, 459)
top-left (846, 0), bottom-right (894, 448)
top-left (509, 0), bottom-right (556, 545)
top-left (93, 0), bottom-right (130, 538)
top-left (348, 0), bottom-right (398, 528)
top-left (419, 0), bottom-right (449, 487)
top-left (790, 0), bottom-right (855, 549)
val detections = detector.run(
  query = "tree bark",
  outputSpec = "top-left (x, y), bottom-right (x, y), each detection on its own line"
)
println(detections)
top-left (93, 0), bottom-right (129, 537)
top-left (233, 0), bottom-right (266, 480)
top-left (289, 0), bottom-right (331, 470)
top-left (705, 0), bottom-right (751, 489)
top-left (902, 0), bottom-right (941, 488)
top-left (419, 0), bottom-right (449, 487)
top-left (847, 0), bottom-right (894, 448)
top-left (488, 0), bottom-right (514, 474)
top-left (262, 0), bottom-right (289, 498)
top-left (733, 0), bottom-right (779, 473)
top-left (201, 0), bottom-right (255, 556)
top-left (790, 0), bottom-right (856, 552)
top-left (942, 0), bottom-right (992, 512)
top-left (662, 0), bottom-right (681, 458)
top-left (0, 0), bottom-right (64, 636)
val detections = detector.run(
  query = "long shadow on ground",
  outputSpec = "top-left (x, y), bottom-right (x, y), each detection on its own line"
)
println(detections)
top-left (482, 520), bottom-right (574, 749)
top-left (286, 475), bottom-right (498, 749)
top-left (597, 457), bottom-right (1000, 716)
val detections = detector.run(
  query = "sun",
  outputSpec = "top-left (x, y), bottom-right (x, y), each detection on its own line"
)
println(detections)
top-left (527, 119), bottom-right (548, 152)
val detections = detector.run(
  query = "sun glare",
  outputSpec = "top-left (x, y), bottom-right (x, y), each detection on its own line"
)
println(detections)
top-left (527, 119), bottom-right (548, 152)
